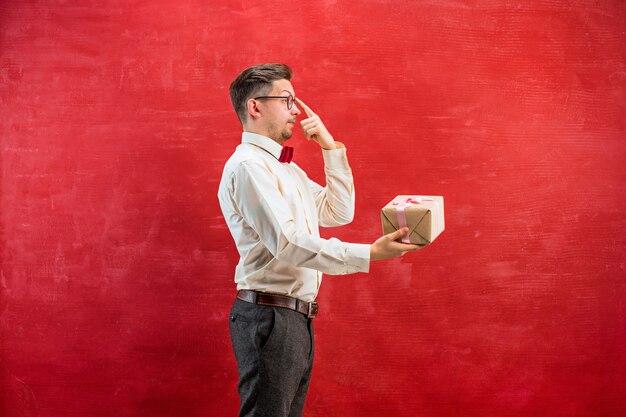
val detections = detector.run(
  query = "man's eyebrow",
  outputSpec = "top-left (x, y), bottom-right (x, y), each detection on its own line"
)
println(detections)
top-left (279, 89), bottom-right (294, 96)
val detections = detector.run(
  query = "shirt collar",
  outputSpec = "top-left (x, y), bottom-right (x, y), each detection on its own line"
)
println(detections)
top-left (242, 132), bottom-right (284, 161)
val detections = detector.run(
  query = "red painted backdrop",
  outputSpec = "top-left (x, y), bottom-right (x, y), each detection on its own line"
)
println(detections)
top-left (1, 1), bottom-right (625, 416)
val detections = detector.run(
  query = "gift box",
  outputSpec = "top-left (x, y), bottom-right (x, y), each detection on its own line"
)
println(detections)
top-left (381, 195), bottom-right (445, 247)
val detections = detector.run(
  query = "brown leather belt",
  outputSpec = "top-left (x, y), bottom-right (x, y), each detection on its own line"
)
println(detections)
top-left (237, 290), bottom-right (319, 319)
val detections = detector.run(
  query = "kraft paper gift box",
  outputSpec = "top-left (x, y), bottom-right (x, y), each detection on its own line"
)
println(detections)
top-left (381, 195), bottom-right (445, 247)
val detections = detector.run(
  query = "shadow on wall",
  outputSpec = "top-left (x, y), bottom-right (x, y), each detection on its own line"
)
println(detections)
top-left (0, 270), bottom-right (38, 417)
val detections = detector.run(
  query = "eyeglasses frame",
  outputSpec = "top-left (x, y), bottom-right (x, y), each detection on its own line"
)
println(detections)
top-left (253, 94), bottom-right (296, 110)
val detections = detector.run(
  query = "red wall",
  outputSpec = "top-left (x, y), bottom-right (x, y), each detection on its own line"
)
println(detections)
top-left (1, 1), bottom-right (625, 416)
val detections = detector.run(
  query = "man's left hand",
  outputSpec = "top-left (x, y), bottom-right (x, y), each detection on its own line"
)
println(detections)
top-left (296, 98), bottom-right (337, 150)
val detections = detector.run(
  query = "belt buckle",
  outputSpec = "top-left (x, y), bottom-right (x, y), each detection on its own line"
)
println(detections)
top-left (307, 302), bottom-right (319, 318)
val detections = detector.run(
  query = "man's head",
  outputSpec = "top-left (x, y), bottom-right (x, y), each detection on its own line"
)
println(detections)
top-left (229, 63), bottom-right (301, 143)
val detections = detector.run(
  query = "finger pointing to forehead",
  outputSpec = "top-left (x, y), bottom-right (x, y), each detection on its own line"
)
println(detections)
top-left (295, 98), bottom-right (315, 117)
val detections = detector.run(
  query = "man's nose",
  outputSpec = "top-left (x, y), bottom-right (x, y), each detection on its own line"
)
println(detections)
top-left (292, 104), bottom-right (301, 116)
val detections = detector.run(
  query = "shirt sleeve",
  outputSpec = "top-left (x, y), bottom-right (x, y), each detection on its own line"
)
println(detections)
top-left (228, 159), bottom-right (370, 275)
top-left (307, 146), bottom-right (357, 227)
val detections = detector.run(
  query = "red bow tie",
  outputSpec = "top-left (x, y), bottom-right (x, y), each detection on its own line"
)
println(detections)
top-left (279, 146), bottom-right (294, 163)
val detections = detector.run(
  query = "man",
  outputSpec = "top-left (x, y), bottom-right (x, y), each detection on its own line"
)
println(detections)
top-left (218, 63), bottom-right (418, 417)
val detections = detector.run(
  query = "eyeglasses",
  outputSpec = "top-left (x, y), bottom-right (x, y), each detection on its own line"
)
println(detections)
top-left (253, 93), bottom-right (296, 110)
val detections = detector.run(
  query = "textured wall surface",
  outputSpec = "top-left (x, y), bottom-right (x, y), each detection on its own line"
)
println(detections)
top-left (1, 1), bottom-right (625, 416)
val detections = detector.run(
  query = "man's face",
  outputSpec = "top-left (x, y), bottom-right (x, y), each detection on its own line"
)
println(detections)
top-left (258, 79), bottom-right (301, 143)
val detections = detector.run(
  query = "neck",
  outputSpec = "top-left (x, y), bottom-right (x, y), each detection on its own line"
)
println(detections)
top-left (244, 126), bottom-right (286, 146)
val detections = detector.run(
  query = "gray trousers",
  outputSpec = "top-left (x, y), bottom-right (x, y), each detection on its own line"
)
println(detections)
top-left (229, 298), bottom-right (315, 417)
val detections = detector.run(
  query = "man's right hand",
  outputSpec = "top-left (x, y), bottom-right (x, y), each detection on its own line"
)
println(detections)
top-left (295, 98), bottom-right (337, 150)
top-left (370, 228), bottom-right (420, 261)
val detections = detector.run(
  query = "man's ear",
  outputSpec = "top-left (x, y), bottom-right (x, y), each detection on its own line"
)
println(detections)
top-left (246, 98), bottom-right (261, 120)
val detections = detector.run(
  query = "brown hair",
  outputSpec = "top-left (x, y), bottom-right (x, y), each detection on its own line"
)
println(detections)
top-left (229, 63), bottom-right (293, 123)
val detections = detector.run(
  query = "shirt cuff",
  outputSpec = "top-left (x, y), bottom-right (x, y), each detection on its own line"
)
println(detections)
top-left (345, 243), bottom-right (371, 273)
top-left (322, 146), bottom-right (350, 170)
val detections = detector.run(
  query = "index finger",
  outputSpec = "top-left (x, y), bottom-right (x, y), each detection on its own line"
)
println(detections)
top-left (295, 97), bottom-right (315, 117)
top-left (392, 241), bottom-right (420, 251)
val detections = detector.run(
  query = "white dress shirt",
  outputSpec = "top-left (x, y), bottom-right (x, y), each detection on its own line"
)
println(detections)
top-left (218, 132), bottom-right (371, 302)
